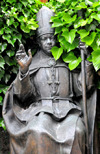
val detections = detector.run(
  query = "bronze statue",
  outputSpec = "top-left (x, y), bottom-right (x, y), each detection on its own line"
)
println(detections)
top-left (3, 6), bottom-right (97, 154)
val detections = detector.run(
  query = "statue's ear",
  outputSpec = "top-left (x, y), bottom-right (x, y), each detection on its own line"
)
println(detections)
top-left (37, 38), bottom-right (41, 48)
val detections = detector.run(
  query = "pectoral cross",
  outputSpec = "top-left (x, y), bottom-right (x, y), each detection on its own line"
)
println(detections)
top-left (47, 67), bottom-right (60, 96)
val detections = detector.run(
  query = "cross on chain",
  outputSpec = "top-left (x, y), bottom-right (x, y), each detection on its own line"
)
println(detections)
top-left (47, 67), bottom-right (60, 96)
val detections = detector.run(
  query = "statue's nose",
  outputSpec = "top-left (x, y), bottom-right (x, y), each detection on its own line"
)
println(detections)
top-left (47, 38), bottom-right (52, 45)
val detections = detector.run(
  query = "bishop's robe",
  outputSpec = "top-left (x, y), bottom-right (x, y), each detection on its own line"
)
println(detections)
top-left (3, 50), bottom-right (96, 154)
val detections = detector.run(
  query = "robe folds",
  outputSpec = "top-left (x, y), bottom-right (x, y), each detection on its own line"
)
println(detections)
top-left (3, 50), bottom-right (97, 154)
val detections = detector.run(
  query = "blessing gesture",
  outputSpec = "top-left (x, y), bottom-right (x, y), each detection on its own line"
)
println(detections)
top-left (16, 44), bottom-right (32, 74)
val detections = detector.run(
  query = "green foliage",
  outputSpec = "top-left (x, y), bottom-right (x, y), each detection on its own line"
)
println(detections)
top-left (62, 52), bottom-right (82, 70)
top-left (0, 118), bottom-right (6, 130)
top-left (1, 0), bottom-right (100, 129)
top-left (51, 46), bottom-right (63, 60)
top-left (46, 0), bottom-right (100, 71)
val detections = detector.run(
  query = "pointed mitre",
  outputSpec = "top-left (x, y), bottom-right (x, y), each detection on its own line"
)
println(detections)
top-left (36, 6), bottom-right (54, 37)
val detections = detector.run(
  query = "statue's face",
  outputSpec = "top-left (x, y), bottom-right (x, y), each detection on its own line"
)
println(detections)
top-left (38, 33), bottom-right (56, 55)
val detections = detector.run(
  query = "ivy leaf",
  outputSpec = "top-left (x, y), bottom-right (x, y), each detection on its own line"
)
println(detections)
top-left (51, 46), bottom-right (63, 60)
top-left (69, 57), bottom-right (82, 70)
top-left (50, 16), bottom-right (57, 22)
top-left (6, 0), bottom-right (16, 4)
top-left (0, 96), bottom-right (3, 103)
top-left (96, 28), bottom-right (100, 32)
top-left (91, 13), bottom-right (100, 21)
top-left (20, 23), bottom-right (30, 33)
top-left (0, 56), bottom-right (5, 69)
top-left (34, 0), bottom-right (42, 4)
top-left (92, 50), bottom-right (100, 71)
top-left (0, 84), bottom-right (8, 94)
top-left (74, 19), bottom-right (88, 28)
top-left (62, 52), bottom-right (82, 70)
top-left (16, 3), bottom-right (22, 10)
top-left (13, 22), bottom-right (19, 28)
top-left (80, 19), bottom-right (88, 26)
top-left (76, 2), bottom-right (87, 10)
top-left (0, 28), bottom-right (4, 35)
top-left (5, 27), bottom-right (12, 34)
top-left (7, 50), bottom-right (15, 57)
top-left (6, 18), bottom-right (14, 26)
top-left (3, 34), bottom-right (16, 46)
top-left (87, 55), bottom-right (92, 62)
top-left (77, 29), bottom-right (89, 39)
top-left (28, 24), bottom-right (38, 30)
top-left (62, 29), bottom-right (76, 44)
top-left (91, 39), bottom-right (100, 51)
top-left (27, 19), bottom-right (37, 25)
top-left (12, 34), bottom-right (22, 43)
top-left (17, 16), bottom-right (24, 22)
top-left (2, 87), bottom-right (9, 94)
top-left (9, 39), bottom-right (16, 46)
top-left (62, 13), bottom-right (77, 24)
top-left (4, 56), bottom-right (16, 66)
top-left (85, 0), bottom-right (93, 6)
top-left (87, 24), bottom-right (96, 31)
top-left (54, 27), bottom-right (62, 35)
top-left (11, 66), bottom-right (18, 74)
top-left (0, 119), bottom-right (6, 130)
top-left (21, 0), bottom-right (28, 7)
top-left (28, 0), bottom-right (35, 4)
top-left (0, 69), bottom-right (4, 80)
top-left (93, 2), bottom-right (100, 8)
top-left (82, 32), bottom-right (96, 46)
top-left (52, 19), bottom-right (65, 28)
top-left (27, 19), bottom-right (39, 30)
top-left (96, 37), bottom-right (100, 47)
top-left (62, 52), bottom-right (77, 63)
top-left (2, 43), bottom-right (7, 52)
top-left (71, 1), bottom-right (78, 7)
top-left (87, 17), bottom-right (93, 24)
top-left (0, 43), bottom-right (7, 52)
top-left (59, 36), bottom-right (69, 49)
top-left (59, 36), bottom-right (78, 52)
top-left (4, 74), bottom-right (11, 84)
top-left (2, 34), bottom-right (11, 43)
top-left (22, 10), bottom-right (30, 18)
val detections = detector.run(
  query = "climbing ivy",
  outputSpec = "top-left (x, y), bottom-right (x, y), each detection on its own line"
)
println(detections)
top-left (46, 0), bottom-right (100, 71)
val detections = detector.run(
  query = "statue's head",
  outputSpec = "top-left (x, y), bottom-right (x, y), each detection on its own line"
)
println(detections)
top-left (36, 6), bottom-right (56, 55)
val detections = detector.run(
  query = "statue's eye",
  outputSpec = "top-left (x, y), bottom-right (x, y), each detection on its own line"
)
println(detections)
top-left (42, 37), bottom-right (47, 40)
top-left (50, 36), bottom-right (54, 39)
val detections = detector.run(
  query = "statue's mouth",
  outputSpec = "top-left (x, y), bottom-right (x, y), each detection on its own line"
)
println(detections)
top-left (45, 46), bottom-right (53, 49)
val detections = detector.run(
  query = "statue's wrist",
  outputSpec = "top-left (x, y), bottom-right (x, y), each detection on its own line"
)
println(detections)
top-left (19, 67), bottom-right (29, 80)
top-left (20, 66), bottom-right (29, 74)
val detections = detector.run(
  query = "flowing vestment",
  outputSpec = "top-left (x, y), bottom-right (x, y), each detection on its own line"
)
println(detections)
top-left (3, 50), bottom-right (96, 154)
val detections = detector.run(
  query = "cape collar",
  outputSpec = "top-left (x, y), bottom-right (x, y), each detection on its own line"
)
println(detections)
top-left (29, 50), bottom-right (69, 75)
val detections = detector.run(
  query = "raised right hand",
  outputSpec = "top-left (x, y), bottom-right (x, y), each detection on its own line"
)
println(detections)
top-left (16, 44), bottom-right (32, 74)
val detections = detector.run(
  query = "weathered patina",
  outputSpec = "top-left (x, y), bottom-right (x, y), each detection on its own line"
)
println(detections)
top-left (3, 6), bottom-right (97, 154)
